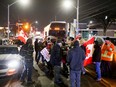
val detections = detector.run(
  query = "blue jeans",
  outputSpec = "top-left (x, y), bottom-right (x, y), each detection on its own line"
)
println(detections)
top-left (37, 51), bottom-right (45, 64)
top-left (20, 60), bottom-right (33, 82)
top-left (70, 70), bottom-right (81, 87)
top-left (81, 63), bottom-right (86, 74)
top-left (95, 62), bottom-right (101, 79)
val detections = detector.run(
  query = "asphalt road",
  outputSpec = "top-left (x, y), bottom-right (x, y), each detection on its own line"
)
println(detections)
top-left (0, 62), bottom-right (106, 87)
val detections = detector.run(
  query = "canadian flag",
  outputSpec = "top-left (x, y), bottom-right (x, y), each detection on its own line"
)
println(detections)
top-left (18, 30), bottom-right (28, 44)
top-left (83, 37), bottom-right (95, 66)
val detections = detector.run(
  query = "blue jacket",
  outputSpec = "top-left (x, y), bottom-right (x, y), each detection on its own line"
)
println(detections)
top-left (67, 41), bottom-right (85, 71)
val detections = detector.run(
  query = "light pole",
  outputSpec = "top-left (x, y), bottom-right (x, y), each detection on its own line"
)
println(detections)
top-left (76, 0), bottom-right (79, 36)
top-left (63, 0), bottom-right (79, 37)
top-left (8, 1), bottom-right (18, 39)
top-left (7, 0), bottom-right (30, 39)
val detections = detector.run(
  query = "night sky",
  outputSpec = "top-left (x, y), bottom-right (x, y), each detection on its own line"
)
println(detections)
top-left (0, 0), bottom-right (116, 31)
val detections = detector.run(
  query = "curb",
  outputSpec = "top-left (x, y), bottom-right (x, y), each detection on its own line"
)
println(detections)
top-left (101, 78), bottom-right (111, 87)
top-left (85, 69), bottom-right (111, 87)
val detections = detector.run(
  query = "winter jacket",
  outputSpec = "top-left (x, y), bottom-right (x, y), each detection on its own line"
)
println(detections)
top-left (67, 41), bottom-right (85, 71)
top-left (20, 44), bottom-right (34, 61)
top-left (50, 43), bottom-right (62, 66)
top-left (92, 42), bottom-right (101, 62)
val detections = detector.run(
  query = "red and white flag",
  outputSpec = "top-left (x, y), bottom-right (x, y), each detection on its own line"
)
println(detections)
top-left (83, 37), bottom-right (95, 66)
top-left (18, 30), bottom-right (28, 44)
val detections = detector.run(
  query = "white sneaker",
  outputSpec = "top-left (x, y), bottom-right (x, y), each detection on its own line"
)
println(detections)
top-left (96, 78), bottom-right (101, 81)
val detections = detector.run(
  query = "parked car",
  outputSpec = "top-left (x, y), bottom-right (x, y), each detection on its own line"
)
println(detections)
top-left (0, 38), bottom-right (9, 45)
top-left (0, 45), bottom-right (24, 77)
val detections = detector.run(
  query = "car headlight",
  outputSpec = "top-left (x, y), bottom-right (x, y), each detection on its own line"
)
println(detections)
top-left (7, 60), bottom-right (20, 68)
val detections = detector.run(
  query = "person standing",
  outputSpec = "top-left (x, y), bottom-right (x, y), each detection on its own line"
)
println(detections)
top-left (50, 39), bottom-right (63, 84)
top-left (101, 37), bottom-right (115, 77)
top-left (34, 38), bottom-right (39, 63)
top-left (61, 42), bottom-right (69, 77)
top-left (92, 41), bottom-right (101, 81)
top-left (67, 41), bottom-right (85, 87)
top-left (20, 38), bottom-right (34, 84)
top-left (80, 38), bottom-right (86, 75)
top-left (37, 41), bottom-right (44, 64)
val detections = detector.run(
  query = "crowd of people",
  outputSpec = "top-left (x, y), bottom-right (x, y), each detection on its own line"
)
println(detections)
top-left (18, 36), bottom-right (115, 87)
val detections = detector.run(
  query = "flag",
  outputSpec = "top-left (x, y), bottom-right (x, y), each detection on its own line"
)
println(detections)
top-left (83, 37), bottom-right (95, 66)
top-left (18, 30), bottom-right (28, 44)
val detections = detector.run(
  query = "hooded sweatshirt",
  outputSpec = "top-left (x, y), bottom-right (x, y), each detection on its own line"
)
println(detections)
top-left (67, 41), bottom-right (86, 71)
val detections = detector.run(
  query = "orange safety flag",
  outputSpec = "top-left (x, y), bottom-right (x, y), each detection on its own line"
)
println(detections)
top-left (101, 40), bottom-right (115, 61)
top-left (83, 36), bottom-right (95, 66)
top-left (18, 30), bottom-right (28, 44)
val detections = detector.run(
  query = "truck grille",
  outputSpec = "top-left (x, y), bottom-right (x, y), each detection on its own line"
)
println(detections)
top-left (0, 65), bottom-right (7, 69)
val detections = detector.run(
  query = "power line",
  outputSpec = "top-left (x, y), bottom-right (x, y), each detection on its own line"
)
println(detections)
top-left (80, 0), bottom-right (111, 15)
top-left (65, 0), bottom-right (116, 22)
top-left (80, 5), bottom-right (116, 21)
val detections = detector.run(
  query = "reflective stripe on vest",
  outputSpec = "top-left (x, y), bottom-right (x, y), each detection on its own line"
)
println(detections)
top-left (101, 40), bottom-right (114, 61)
top-left (101, 50), bottom-right (113, 61)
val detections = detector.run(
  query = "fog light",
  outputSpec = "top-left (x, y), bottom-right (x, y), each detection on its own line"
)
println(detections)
top-left (7, 69), bottom-right (16, 76)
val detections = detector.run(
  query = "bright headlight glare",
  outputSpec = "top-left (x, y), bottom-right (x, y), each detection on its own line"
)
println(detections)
top-left (7, 60), bottom-right (19, 68)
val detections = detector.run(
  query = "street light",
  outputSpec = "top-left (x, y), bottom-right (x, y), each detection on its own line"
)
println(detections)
top-left (30, 21), bottom-right (38, 27)
top-left (7, 0), bottom-right (30, 39)
top-left (62, 0), bottom-right (73, 9)
top-left (89, 21), bottom-right (93, 24)
top-left (30, 21), bottom-right (38, 31)
top-left (35, 21), bottom-right (38, 24)
top-left (105, 16), bottom-right (108, 20)
top-left (63, 0), bottom-right (79, 36)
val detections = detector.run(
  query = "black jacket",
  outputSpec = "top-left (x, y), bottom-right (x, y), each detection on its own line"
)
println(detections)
top-left (34, 40), bottom-right (39, 52)
top-left (50, 43), bottom-right (62, 66)
top-left (92, 44), bottom-right (101, 62)
top-left (20, 44), bottom-right (34, 60)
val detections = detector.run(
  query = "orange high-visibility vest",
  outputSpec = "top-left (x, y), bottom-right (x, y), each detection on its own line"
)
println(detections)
top-left (101, 40), bottom-right (115, 61)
